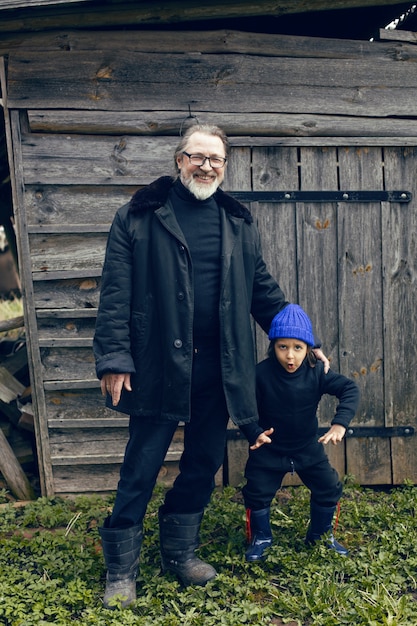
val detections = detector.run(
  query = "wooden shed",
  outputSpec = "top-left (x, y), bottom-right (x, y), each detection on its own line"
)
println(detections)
top-left (0, 0), bottom-right (416, 497)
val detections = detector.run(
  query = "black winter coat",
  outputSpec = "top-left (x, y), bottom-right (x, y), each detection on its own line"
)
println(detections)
top-left (93, 176), bottom-right (288, 426)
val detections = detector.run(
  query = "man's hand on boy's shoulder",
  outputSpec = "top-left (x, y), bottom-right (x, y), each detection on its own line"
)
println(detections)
top-left (312, 347), bottom-right (330, 373)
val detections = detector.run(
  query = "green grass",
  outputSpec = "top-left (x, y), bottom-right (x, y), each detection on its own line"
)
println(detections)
top-left (0, 479), bottom-right (416, 625)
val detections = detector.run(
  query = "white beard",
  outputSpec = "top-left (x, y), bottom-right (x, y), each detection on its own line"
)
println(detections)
top-left (183, 174), bottom-right (220, 200)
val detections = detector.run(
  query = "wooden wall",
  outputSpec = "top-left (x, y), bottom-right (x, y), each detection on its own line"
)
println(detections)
top-left (1, 28), bottom-right (417, 495)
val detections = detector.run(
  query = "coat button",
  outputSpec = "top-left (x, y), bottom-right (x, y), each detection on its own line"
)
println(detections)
top-left (177, 291), bottom-right (185, 300)
top-left (179, 245), bottom-right (185, 253)
top-left (174, 339), bottom-right (183, 348)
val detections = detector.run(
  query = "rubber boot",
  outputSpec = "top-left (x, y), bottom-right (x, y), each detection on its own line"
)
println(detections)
top-left (305, 501), bottom-right (348, 556)
top-left (245, 507), bottom-right (273, 562)
top-left (159, 508), bottom-right (217, 586)
top-left (99, 519), bottom-right (143, 609)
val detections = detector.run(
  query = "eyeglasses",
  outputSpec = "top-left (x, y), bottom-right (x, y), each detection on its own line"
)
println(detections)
top-left (182, 151), bottom-right (227, 169)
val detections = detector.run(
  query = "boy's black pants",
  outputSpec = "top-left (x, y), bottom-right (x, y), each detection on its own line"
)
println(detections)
top-left (243, 440), bottom-right (343, 510)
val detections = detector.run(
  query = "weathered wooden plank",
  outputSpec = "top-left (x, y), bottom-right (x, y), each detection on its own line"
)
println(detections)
top-left (296, 146), bottom-right (345, 478)
top-left (38, 338), bottom-right (92, 347)
top-left (0, 427), bottom-right (35, 499)
top-left (231, 137), bottom-right (417, 147)
top-left (33, 277), bottom-right (101, 309)
top-left (32, 269), bottom-right (102, 281)
top-left (7, 51), bottom-right (417, 116)
top-left (48, 418), bottom-right (128, 428)
top-left (37, 308), bottom-right (97, 318)
top-left (9, 109), bottom-right (55, 496)
top-left (45, 388), bottom-right (119, 421)
top-left (338, 147), bottom-right (385, 422)
top-left (51, 468), bottom-right (114, 493)
top-left (49, 427), bottom-right (129, 459)
top-left (0, 366), bottom-right (25, 402)
top-left (38, 317), bottom-right (95, 347)
top-left (26, 133), bottom-right (416, 191)
top-left (2, 27), bottom-right (415, 61)
top-left (252, 145), bottom-right (299, 310)
top-left (338, 146), bottom-right (390, 484)
top-left (41, 346), bottom-right (96, 381)
top-left (378, 28), bottom-right (417, 43)
top-left (20, 134), bottom-right (175, 185)
top-left (53, 460), bottom-right (221, 494)
top-left (250, 146), bottom-right (300, 486)
top-left (383, 146), bottom-right (417, 483)
top-left (24, 185), bottom-right (134, 226)
top-left (297, 146), bottom-right (339, 365)
top-left (28, 224), bottom-right (109, 234)
top-left (18, 135), bottom-right (417, 190)
top-left (27, 109), bottom-right (417, 138)
top-left (0, 315), bottom-right (24, 332)
top-left (49, 432), bottom-right (182, 464)
top-left (346, 437), bottom-right (392, 484)
top-left (51, 454), bottom-right (124, 465)
top-left (28, 232), bottom-right (107, 274)
top-left (43, 379), bottom-right (99, 390)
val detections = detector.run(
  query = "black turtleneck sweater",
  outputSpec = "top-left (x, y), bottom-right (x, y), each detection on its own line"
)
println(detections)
top-left (169, 179), bottom-right (221, 342)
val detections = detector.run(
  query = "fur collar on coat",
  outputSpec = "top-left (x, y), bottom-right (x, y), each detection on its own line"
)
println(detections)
top-left (129, 176), bottom-right (253, 224)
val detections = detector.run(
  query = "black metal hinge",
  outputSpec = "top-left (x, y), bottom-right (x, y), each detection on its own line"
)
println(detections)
top-left (227, 426), bottom-right (414, 441)
top-left (229, 191), bottom-right (412, 204)
top-left (335, 426), bottom-right (414, 438)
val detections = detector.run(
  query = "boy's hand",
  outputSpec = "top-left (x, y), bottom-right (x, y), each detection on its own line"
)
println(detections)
top-left (250, 428), bottom-right (274, 450)
top-left (318, 424), bottom-right (346, 445)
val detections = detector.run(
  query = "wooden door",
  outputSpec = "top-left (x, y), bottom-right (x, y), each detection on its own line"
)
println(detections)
top-left (224, 144), bottom-right (417, 488)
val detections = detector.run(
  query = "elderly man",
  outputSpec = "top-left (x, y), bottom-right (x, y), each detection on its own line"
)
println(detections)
top-left (94, 124), bottom-right (327, 608)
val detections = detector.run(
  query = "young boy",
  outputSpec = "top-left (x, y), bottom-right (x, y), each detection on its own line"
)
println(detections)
top-left (240, 304), bottom-right (360, 561)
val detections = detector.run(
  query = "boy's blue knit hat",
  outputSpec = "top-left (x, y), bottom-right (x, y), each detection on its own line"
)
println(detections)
top-left (268, 304), bottom-right (315, 346)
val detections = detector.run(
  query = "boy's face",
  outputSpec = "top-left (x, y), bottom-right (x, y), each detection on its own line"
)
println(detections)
top-left (274, 338), bottom-right (308, 373)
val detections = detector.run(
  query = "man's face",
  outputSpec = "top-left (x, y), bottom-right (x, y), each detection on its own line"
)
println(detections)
top-left (176, 131), bottom-right (227, 200)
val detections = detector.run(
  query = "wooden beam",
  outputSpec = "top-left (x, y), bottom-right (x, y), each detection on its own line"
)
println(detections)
top-left (0, 27), bottom-right (413, 58)
top-left (0, 0), bottom-right (411, 34)
top-left (0, 427), bottom-right (35, 499)
top-left (28, 110), bottom-right (417, 138)
top-left (0, 315), bottom-right (24, 333)
top-left (378, 27), bottom-right (417, 43)
top-left (7, 49), bottom-right (417, 117)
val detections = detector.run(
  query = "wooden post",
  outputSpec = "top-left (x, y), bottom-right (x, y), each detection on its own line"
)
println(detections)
top-left (0, 427), bottom-right (35, 500)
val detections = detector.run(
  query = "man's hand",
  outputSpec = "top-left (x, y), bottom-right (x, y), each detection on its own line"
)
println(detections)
top-left (250, 427), bottom-right (274, 450)
top-left (318, 424), bottom-right (346, 446)
top-left (312, 348), bottom-right (330, 374)
top-left (100, 373), bottom-right (132, 406)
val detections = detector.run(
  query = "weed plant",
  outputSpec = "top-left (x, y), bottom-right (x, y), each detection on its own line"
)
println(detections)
top-left (0, 479), bottom-right (416, 625)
